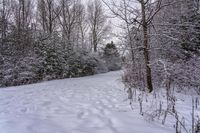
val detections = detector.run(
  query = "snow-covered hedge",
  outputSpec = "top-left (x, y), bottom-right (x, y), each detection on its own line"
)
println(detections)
top-left (66, 51), bottom-right (108, 77)
top-left (0, 34), bottom-right (108, 87)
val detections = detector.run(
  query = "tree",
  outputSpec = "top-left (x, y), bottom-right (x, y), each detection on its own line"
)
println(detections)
top-left (103, 0), bottom-right (181, 92)
top-left (9, 0), bottom-right (34, 55)
top-left (153, 0), bottom-right (200, 60)
top-left (87, 0), bottom-right (110, 52)
top-left (0, 0), bottom-right (8, 46)
top-left (103, 41), bottom-right (121, 71)
top-left (149, 0), bottom-right (200, 90)
top-left (103, 0), bottom-right (175, 92)
top-left (58, 0), bottom-right (85, 50)
top-left (0, 0), bottom-right (13, 52)
top-left (75, 3), bottom-right (88, 49)
top-left (37, 0), bottom-right (58, 34)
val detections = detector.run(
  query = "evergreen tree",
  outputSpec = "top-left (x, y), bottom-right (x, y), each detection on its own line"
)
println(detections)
top-left (103, 41), bottom-right (121, 71)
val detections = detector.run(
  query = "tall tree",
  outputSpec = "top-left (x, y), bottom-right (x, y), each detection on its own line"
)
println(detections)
top-left (0, 0), bottom-right (6, 45)
top-left (0, 0), bottom-right (13, 65)
top-left (87, 0), bottom-right (109, 52)
top-left (37, 0), bottom-right (58, 34)
top-left (12, 0), bottom-right (33, 53)
top-left (75, 3), bottom-right (88, 49)
top-left (103, 0), bottom-right (176, 92)
top-left (58, 0), bottom-right (84, 49)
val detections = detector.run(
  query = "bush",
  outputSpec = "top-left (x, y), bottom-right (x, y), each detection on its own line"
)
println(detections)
top-left (34, 33), bottom-right (67, 80)
top-left (0, 54), bottom-right (39, 87)
top-left (67, 50), bottom-right (108, 77)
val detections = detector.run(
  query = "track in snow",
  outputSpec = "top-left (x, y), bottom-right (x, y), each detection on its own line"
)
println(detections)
top-left (0, 71), bottom-right (174, 133)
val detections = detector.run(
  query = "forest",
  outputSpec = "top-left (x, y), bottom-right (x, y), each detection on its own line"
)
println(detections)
top-left (0, 0), bottom-right (200, 133)
top-left (0, 0), bottom-right (122, 87)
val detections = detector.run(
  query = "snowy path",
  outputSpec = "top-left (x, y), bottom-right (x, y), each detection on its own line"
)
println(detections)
top-left (0, 71), bottom-right (174, 133)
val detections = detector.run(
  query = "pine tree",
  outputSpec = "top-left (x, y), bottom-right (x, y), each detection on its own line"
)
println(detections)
top-left (103, 41), bottom-right (121, 71)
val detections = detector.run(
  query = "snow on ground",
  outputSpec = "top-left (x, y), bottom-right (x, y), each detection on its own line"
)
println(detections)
top-left (0, 71), bottom-right (195, 133)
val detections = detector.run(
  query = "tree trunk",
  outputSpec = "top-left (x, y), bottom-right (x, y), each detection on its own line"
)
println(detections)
top-left (93, 30), bottom-right (97, 52)
top-left (48, 0), bottom-right (53, 34)
top-left (94, 42), bottom-right (97, 52)
top-left (141, 0), bottom-right (153, 93)
top-left (1, 0), bottom-right (6, 46)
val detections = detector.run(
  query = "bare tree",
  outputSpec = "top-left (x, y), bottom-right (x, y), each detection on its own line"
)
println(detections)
top-left (0, 0), bottom-right (6, 45)
top-left (37, 0), bottom-right (58, 34)
top-left (14, 0), bottom-right (32, 31)
top-left (103, 0), bottom-right (176, 92)
top-left (0, 0), bottom-right (12, 45)
top-left (76, 3), bottom-right (88, 49)
top-left (87, 0), bottom-right (109, 52)
top-left (12, 0), bottom-right (33, 52)
top-left (57, 0), bottom-right (84, 49)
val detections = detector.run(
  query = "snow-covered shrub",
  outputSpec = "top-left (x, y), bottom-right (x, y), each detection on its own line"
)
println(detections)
top-left (1, 33), bottom-right (66, 87)
top-left (0, 53), bottom-right (39, 87)
top-left (66, 50), bottom-right (108, 77)
top-left (34, 33), bottom-right (107, 80)
top-left (122, 49), bottom-right (146, 91)
top-left (90, 52), bottom-right (108, 74)
top-left (37, 47), bottom-right (65, 80)
top-left (94, 57), bottom-right (108, 74)
top-left (13, 56), bottom-right (39, 86)
top-left (103, 41), bottom-right (121, 71)
top-left (196, 120), bottom-right (200, 133)
top-left (67, 51), bottom-right (95, 77)
top-left (34, 33), bottom-right (67, 80)
top-left (0, 57), bottom-right (13, 87)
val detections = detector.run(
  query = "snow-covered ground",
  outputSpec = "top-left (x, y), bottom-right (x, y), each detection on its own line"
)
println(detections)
top-left (0, 71), bottom-right (198, 133)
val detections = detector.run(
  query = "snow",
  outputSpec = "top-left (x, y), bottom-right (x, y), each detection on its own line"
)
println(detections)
top-left (0, 71), bottom-right (194, 133)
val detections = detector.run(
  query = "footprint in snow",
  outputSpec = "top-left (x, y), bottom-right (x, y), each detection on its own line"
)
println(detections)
top-left (20, 107), bottom-right (27, 113)
top-left (77, 112), bottom-right (85, 119)
top-left (41, 101), bottom-right (52, 106)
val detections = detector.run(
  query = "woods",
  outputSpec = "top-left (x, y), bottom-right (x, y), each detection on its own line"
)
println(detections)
top-left (0, 0), bottom-right (200, 133)
top-left (0, 0), bottom-right (121, 87)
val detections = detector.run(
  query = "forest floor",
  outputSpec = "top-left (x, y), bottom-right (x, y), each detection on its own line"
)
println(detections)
top-left (0, 71), bottom-right (199, 133)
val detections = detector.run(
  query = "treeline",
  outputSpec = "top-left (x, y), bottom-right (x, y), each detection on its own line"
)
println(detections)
top-left (0, 0), bottom-right (121, 87)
